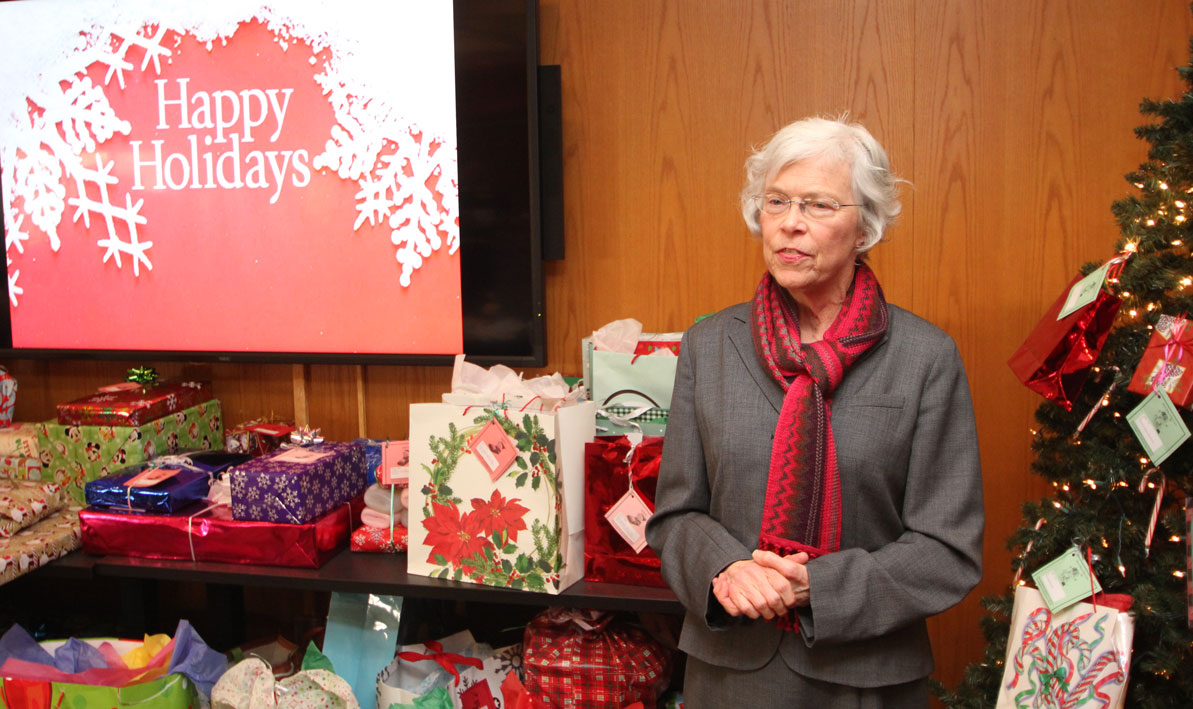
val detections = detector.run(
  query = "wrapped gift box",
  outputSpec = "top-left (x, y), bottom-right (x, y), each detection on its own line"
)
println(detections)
top-left (0, 456), bottom-right (42, 481)
top-left (38, 400), bottom-right (224, 504)
top-left (584, 436), bottom-right (667, 587)
top-left (0, 422), bottom-right (40, 459)
top-left (84, 451), bottom-right (247, 514)
top-left (1129, 314), bottom-right (1193, 407)
top-left (79, 496), bottom-right (363, 568)
top-left (522, 608), bottom-right (671, 709)
top-left (1, 479), bottom-right (69, 538)
top-left (0, 505), bottom-right (82, 587)
top-left (57, 380), bottom-right (213, 427)
top-left (230, 441), bottom-right (367, 524)
top-left (226, 418), bottom-right (295, 457)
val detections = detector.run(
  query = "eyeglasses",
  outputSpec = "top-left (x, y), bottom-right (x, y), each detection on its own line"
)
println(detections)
top-left (754, 193), bottom-right (861, 220)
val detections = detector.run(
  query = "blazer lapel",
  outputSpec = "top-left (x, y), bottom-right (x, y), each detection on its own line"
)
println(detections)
top-left (727, 310), bottom-right (785, 414)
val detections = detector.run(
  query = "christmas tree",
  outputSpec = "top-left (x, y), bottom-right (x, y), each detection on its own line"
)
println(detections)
top-left (939, 37), bottom-right (1193, 709)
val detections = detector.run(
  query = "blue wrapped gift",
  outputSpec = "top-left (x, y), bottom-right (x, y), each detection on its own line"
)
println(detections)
top-left (85, 451), bottom-right (249, 514)
top-left (353, 438), bottom-right (384, 486)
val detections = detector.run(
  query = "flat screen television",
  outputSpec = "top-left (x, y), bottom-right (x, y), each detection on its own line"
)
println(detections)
top-left (0, 0), bottom-right (547, 366)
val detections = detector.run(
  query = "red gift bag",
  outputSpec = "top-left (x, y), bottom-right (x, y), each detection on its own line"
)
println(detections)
top-left (584, 436), bottom-right (667, 588)
top-left (1008, 272), bottom-right (1121, 411)
top-left (522, 608), bottom-right (671, 709)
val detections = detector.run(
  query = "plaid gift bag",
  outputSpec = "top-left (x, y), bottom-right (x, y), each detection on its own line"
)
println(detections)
top-left (522, 608), bottom-right (671, 709)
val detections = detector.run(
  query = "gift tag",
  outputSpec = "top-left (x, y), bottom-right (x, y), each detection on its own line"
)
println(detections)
top-left (381, 440), bottom-right (410, 485)
top-left (123, 467), bottom-right (180, 487)
top-left (97, 381), bottom-right (141, 393)
top-left (1127, 389), bottom-right (1190, 465)
top-left (469, 418), bottom-right (518, 482)
top-left (272, 447), bottom-right (332, 464)
top-left (1032, 547), bottom-right (1102, 612)
top-left (245, 422), bottom-right (296, 437)
top-left (1143, 359), bottom-right (1186, 395)
top-left (604, 487), bottom-right (653, 553)
top-left (1057, 261), bottom-right (1113, 320)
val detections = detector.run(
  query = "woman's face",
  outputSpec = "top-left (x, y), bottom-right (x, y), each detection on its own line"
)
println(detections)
top-left (759, 155), bottom-right (864, 304)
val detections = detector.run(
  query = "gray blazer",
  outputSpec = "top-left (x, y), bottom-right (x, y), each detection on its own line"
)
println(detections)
top-left (645, 301), bottom-right (984, 688)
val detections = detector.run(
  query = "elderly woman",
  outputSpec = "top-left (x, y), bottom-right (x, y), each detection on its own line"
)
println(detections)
top-left (645, 117), bottom-right (984, 707)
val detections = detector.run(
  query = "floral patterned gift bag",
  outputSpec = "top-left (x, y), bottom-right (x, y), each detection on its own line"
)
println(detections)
top-left (408, 399), bottom-right (595, 595)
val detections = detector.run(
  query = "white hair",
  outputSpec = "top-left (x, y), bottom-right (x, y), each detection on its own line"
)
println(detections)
top-left (740, 116), bottom-right (905, 252)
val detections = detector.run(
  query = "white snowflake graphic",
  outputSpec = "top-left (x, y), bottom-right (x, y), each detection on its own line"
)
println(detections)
top-left (3, 23), bottom-right (169, 306)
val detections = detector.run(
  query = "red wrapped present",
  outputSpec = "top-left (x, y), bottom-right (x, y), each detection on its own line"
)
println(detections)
top-left (1128, 314), bottom-right (1193, 408)
top-left (1008, 272), bottom-right (1121, 411)
top-left (350, 522), bottom-right (408, 553)
top-left (79, 495), bottom-right (363, 568)
top-left (57, 380), bottom-right (213, 427)
top-left (225, 418), bottom-right (296, 457)
top-left (584, 436), bottom-right (666, 588)
top-left (522, 608), bottom-right (671, 709)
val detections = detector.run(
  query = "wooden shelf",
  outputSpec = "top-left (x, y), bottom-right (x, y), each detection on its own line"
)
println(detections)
top-left (45, 549), bottom-right (684, 615)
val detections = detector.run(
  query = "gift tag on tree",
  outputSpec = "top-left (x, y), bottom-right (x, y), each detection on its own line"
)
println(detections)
top-left (1127, 388), bottom-right (1191, 465)
top-left (1057, 258), bottom-right (1119, 319)
top-left (469, 417), bottom-right (518, 482)
top-left (1031, 547), bottom-right (1102, 613)
top-left (605, 487), bottom-right (653, 553)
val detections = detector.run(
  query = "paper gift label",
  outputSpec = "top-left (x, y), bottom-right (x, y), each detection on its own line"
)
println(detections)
top-left (381, 440), bottom-right (410, 485)
top-left (123, 467), bottom-right (181, 488)
top-left (604, 487), bottom-right (652, 553)
top-left (1057, 260), bottom-right (1114, 320)
top-left (1127, 389), bottom-right (1191, 465)
top-left (469, 418), bottom-right (518, 482)
top-left (1031, 547), bottom-right (1102, 612)
top-left (97, 382), bottom-right (142, 393)
top-left (272, 447), bottom-right (333, 464)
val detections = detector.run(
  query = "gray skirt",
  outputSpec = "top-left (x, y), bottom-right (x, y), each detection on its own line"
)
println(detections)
top-left (683, 652), bottom-right (929, 708)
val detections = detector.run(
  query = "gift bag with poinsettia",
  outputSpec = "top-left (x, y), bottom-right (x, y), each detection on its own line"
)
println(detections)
top-left (408, 357), bottom-right (595, 594)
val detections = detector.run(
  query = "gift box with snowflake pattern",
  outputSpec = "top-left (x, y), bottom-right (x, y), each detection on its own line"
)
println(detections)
top-left (230, 441), bottom-right (367, 524)
top-left (36, 400), bottom-right (223, 504)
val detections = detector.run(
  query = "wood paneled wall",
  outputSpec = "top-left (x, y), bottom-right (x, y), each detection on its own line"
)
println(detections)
top-left (7, 0), bottom-right (1193, 692)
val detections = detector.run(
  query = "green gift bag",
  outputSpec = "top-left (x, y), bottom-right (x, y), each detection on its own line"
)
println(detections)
top-left (0, 672), bottom-right (200, 709)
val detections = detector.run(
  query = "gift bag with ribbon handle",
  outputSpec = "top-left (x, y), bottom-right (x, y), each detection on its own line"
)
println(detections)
top-left (377, 631), bottom-right (491, 709)
top-left (1008, 263), bottom-right (1124, 411)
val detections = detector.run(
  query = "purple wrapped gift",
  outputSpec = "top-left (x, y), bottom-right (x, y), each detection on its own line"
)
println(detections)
top-left (85, 450), bottom-right (250, 514)
top-left (229, 441), bottom-right (366, 524)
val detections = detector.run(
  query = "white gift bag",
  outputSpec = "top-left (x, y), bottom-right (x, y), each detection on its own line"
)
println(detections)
top-left (408, 398), bottom-right (595, 594)
top-left (997, 585), bottom-right (1135, 708)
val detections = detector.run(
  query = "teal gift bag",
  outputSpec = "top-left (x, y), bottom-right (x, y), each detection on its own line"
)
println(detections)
top-left (321, 593), bottom-right (403, 709)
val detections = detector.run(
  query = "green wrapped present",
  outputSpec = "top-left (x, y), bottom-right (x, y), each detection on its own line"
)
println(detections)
top-left (37, 400), bottom-right (223, 504)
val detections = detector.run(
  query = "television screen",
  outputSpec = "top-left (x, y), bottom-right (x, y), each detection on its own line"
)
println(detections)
top-left (0, 0), bottom-right (545, 365)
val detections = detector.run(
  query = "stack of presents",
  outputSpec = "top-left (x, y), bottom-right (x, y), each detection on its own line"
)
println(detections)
top-left (0, 319), bottom-right (688, 707)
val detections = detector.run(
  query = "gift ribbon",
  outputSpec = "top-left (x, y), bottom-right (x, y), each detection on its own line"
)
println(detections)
top-left (289, 426), bottom-right (324, 446)
top-left (397, 640), bottom-right (483, 686)
top-left (1138, 468), bottom-right (1166, 558)
top-left (1154, 316), bottom-right (1190, 394)
top-left (126, 366), bottom-right (159, 389)
top-left (266, 494), bottom-right (304, 524)
top-left (186, 502), bottom-right (223, 562)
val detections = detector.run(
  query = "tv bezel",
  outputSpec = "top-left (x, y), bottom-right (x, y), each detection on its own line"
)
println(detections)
top-left (0, 0), bottom-right (547, 368)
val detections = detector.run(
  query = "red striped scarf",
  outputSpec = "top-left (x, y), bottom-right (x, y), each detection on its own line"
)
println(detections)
top-left (750, 263), bottom-right (888, 631)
